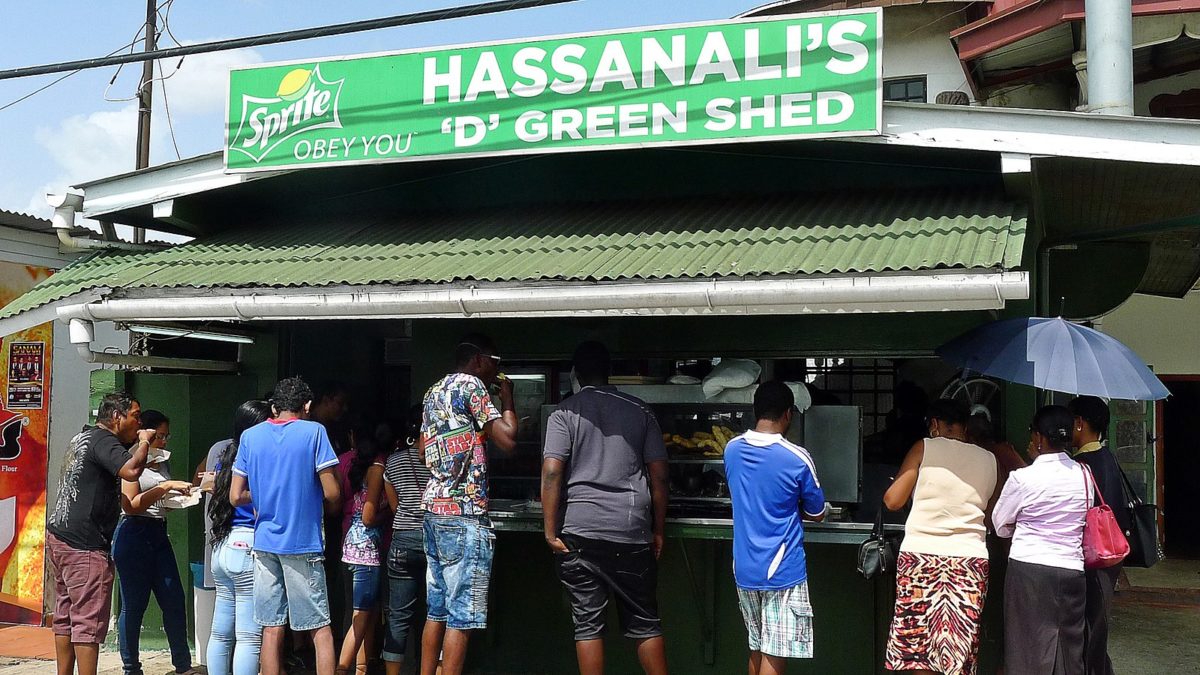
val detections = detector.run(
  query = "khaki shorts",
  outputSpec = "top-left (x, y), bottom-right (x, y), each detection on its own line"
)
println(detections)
top-left (48, 533), bottom-right (115, 644)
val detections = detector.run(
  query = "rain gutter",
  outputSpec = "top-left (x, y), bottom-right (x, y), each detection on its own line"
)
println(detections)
top-left (54, 272), bottom-right (1030, 324)
top-left (48, 193), bottom-right (163, 253)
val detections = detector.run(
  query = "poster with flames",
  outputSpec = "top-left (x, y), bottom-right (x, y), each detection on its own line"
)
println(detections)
top-left (0, 262), bottom-right (53, 625)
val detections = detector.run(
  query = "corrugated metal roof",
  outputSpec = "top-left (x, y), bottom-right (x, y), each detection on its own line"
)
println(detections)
top-left (0, 189), bottom-right (1026, 321)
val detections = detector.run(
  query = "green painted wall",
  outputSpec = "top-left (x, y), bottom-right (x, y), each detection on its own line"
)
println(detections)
top-left (116, 373), bottom-right (258, 652)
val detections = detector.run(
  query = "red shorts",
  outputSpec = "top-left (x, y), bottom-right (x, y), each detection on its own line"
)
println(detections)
top-left (47, 533), bottom-right (115, 644)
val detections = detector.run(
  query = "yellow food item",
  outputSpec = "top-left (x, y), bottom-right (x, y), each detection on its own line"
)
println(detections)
top-left (276, 68), bottom-right (313, 100)
top-left (692, 432), bottom-right (713, 441)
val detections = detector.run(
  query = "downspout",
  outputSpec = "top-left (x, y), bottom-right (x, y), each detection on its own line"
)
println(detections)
top-left (69, 318), bottom-right (239, 373)
top-left (47, 193), bottom-right (162, 253)
top-left (1083, 0), bottom-right (1134, 115)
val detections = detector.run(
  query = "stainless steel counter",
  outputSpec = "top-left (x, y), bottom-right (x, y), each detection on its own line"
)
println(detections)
top-left (488, 499), bottom-right (900, 544)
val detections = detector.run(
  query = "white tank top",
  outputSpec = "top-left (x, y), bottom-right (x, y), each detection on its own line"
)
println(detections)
top-left (900, 437), bottom-right (998, 559)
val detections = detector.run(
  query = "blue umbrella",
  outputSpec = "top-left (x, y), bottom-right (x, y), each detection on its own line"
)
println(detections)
top-left (937, 317), bottom-right (1169, 401)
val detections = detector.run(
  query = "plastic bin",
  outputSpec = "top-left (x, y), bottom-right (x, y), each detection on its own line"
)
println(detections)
top-left (190, 562), bottom-right (215, 666)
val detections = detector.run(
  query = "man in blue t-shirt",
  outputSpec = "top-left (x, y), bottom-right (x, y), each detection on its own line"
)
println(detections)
top-left (231, 377), bottom-right (341, 675)
top-left (724, 381), bottom-right (827, 674)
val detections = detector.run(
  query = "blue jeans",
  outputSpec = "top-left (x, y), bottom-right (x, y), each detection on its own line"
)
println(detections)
top-left (112, 517), bottom-right (192, 675)
top-left (253, 550), bottom-right (331, 631)
top-left (207, 528), bottom-right (261, 675)
top-left (423, 514), bottom-right (494, 630)
top-left (383, 529), bottom-right (427, 663)
top-left (348, 563), bottom-right (383, 610)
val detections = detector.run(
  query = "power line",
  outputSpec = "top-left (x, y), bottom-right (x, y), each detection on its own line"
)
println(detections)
top-left (0, 32), bottom-right (146, 112)
top-left (0, 0), bottom-right (578, 81)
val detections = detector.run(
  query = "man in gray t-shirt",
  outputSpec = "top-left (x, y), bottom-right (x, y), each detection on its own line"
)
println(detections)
top-left (542, 341), bottom-right (670, 674)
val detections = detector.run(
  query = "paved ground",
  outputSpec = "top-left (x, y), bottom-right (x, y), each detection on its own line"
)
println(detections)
top-left (2, 559), bottom-right (1197, 674)
top-left (1110, 598), bottom-right (1200, 675)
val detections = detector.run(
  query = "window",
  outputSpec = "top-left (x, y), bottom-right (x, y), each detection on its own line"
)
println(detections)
top-left (801, 358), bottom-right (896, 435)
top-left (884, 76), bottom-right (927, 103)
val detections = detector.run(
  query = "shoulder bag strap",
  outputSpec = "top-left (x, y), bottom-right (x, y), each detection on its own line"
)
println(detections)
top-left (1082, 464), bottom-right (1104, 508)
top-left (873, 500), bottom-right (886, 539)
top-left (1114, 459), bottom-right (1144, 507)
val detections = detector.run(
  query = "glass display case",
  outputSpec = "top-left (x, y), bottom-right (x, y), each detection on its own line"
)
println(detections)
top-left (652, 403), bottom-right (753, 510)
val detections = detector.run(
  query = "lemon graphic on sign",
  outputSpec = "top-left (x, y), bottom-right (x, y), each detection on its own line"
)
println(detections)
top-left (276, 68), bottom-right (313, 101)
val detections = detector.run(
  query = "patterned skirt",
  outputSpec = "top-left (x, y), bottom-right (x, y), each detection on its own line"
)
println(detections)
top-left (885, 551), bottom-right (990, 675)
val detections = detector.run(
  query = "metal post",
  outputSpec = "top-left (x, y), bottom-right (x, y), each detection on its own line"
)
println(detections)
top-left (134, 0), bottom-right (157, 244)
top-left (1084, 0), bottom-right (1134, 115)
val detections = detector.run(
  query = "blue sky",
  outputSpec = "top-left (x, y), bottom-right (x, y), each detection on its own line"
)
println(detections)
top-left (0, 0), bottom-right (763, 223)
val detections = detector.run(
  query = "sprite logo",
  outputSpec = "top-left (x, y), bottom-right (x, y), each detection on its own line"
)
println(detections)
top-left (229, 64), bottom-right (345, 163)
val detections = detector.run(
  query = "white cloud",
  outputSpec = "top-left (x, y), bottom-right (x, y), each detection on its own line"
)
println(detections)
top-left (34, 104), bottom-right (151, 186)
top-left (22, 42), bottom-right (262, 225)
top-left (157, 46), bottom-right (263, 116)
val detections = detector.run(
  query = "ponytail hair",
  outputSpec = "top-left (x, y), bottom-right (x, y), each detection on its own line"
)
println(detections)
top-left (208, 400), bottom-right (272, 545)
top-left (1032, 405), bottom-right (1073, 452)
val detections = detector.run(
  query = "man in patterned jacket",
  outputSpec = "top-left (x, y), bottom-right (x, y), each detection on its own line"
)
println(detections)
top-left (419, 333), bottom-right (518, 675)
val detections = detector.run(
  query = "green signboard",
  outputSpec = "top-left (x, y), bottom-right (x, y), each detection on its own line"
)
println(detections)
top-left (225, 10), bottom-right (881, 172)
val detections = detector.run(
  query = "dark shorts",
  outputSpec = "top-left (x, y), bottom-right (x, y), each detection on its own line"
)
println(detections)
top-left (47, 532), bottom-right (115, 644)
top-left (554, 534), bottom-right (662, 641)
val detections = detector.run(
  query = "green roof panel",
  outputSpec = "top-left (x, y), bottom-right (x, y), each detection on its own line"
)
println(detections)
top-left (0, 189), bottom-right (1026, 321)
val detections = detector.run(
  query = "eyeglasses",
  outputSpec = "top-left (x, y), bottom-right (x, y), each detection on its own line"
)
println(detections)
top-left (156, 432), bottom-right (171, 441)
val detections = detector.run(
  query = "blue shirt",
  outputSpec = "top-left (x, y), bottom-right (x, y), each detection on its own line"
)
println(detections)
top-left (724, 430), bottom-right (827, 590)
top-left (233, 418), bottom-right (339, 555)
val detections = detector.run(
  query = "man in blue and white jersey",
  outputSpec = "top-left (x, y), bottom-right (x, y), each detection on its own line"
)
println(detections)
top-left (724, 381), bottom-right (827, 675)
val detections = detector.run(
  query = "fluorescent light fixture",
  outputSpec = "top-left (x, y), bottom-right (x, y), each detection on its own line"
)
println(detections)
top-left (127, 323), bottom-right (254, 344)
top-left (503, 373), bottom-right (546, 381)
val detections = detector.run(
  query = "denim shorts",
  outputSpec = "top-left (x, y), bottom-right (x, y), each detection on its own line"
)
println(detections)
top-left (423, 514), bottom-right (495, 630)
top-left (253, 551), bottom-right (331, 631)
top-left (348, 563), bottom-right (382, 610)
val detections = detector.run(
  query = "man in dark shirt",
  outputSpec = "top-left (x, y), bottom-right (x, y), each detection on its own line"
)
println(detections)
top-left (542, 341), bottom-right (670, 675)
top-left (1070, 395), bottom-right (1129, 675)
top-left (47, 391), bottom-right (153, 675)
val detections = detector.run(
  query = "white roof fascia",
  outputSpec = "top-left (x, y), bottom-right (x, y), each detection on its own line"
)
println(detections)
top-left (854, 103), bottom-right (1200, 166)
top-left (71, 104), bottom-right (1200, 220)
top-left (77, 153), bottom-right (289, 219)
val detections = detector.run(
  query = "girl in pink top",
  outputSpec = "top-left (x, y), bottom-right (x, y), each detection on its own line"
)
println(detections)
top-left (337, 426), bottom-right (388, 675)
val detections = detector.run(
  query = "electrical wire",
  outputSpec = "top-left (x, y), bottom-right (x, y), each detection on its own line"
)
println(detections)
top-left (157, 59), bottom-right (182, 160)
top-left (0, 31), bottom-right (145, 112)
top-left (0, 0), bottom-right (580, 81)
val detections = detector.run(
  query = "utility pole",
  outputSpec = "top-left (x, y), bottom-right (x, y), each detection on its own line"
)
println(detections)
top-left (134, 0), bottom-right (157, 243)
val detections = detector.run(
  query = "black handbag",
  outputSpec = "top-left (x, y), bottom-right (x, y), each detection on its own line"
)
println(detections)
top-left (857, 506), bottom-right (898, 580)
top-left (1116, 463), bottom-right (1163, 568)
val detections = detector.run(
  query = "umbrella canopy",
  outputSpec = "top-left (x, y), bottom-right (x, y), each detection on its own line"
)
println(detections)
top-left (937, 317), bottom-right (1169, 401)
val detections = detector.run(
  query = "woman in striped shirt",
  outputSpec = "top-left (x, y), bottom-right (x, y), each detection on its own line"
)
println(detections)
top-left (381, 407), bottom-right (432, 674)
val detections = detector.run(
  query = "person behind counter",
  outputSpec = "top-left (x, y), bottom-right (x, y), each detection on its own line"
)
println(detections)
top-left (724, 381), bottom-right (827, 675)
top-left (541, 341), bottom-right (671, 675)
top-left (883, 399), bottom-right (998, 675)
top-left (47, 392), bottom-right (155, 675)
top-left (419, 334), bottom-right (518, 675)
top-left (993, 406), bottom-right (1091, 675)
top-left (230, 377), bottom-right (343, 675)
top-left (1068, 396), bottom-right (1129, 675)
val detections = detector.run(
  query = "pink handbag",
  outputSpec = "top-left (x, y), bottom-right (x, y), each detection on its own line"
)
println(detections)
top-left (1081, 465), bottom-right (1130, 570)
